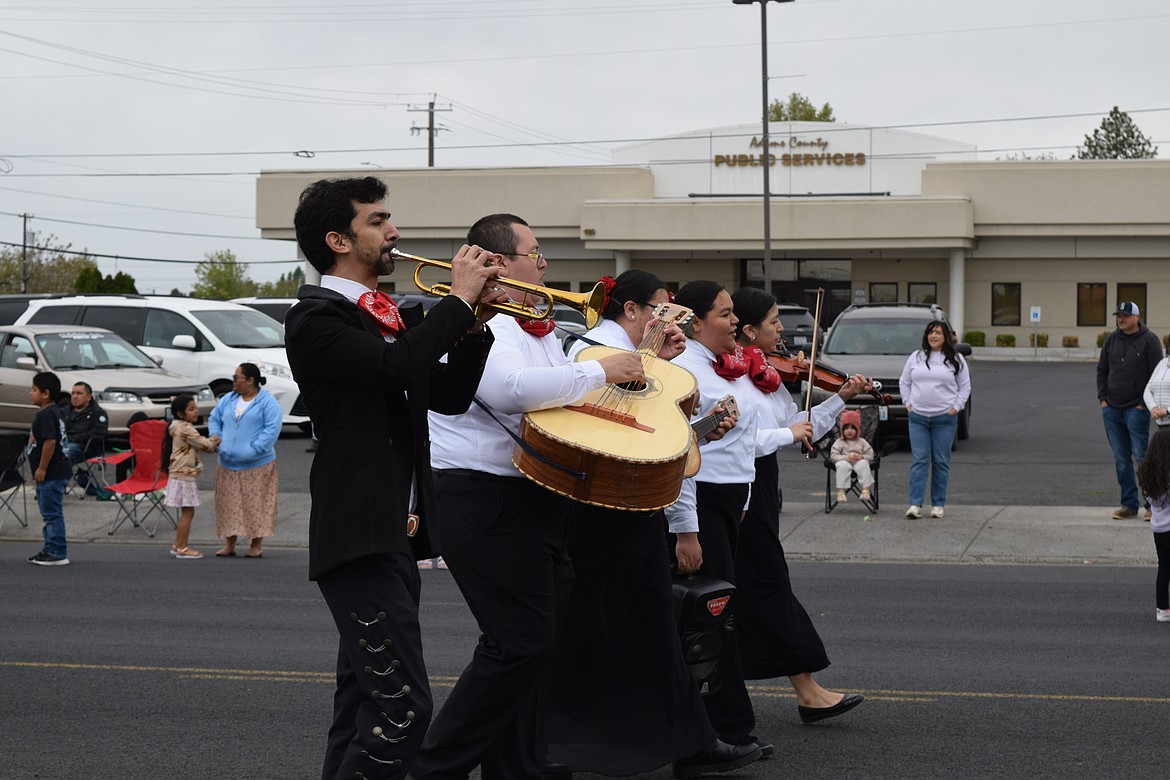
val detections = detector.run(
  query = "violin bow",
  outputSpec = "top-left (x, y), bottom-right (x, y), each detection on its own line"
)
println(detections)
top-left (801, 288), bottom-right (826, 456)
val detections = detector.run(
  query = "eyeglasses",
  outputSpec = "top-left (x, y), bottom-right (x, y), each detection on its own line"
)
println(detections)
top-left (505, 251), bottom-right (544, 264)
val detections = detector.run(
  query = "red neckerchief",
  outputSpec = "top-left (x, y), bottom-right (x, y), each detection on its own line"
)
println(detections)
top-left (713, 345), bottom-right (749, 380)
top-left (357, 290), bottom-right (405, 337)
top-left (743, 345), bottom-right (781, 393)
top-left (714, 345), bottom-right (781, 393)
top-left (517, 318), bottom-right (556, 337)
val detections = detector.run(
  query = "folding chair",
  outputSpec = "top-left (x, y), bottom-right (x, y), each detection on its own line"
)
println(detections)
top-left (67, 436), bottom-right (106, 500)
top-left (817, 406), bottom-right (896, 514)
top-left (0, 432), bottom-right (28, 531)
top-left (90, 419), bottom-right (175, 537)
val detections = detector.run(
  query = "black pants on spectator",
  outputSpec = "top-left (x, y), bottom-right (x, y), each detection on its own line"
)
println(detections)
top-left (1155, 531), bottom-right (1170, 610)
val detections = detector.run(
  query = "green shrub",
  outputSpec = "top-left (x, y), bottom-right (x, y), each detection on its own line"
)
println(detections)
top-left (1062, 335), bottom-right (1079, 348)
top-left (1029, 333), bottom-right (1049, 348)
top-left (1097, 331), bottom-right (1109, 348)
top-left (963, 331), bottom-right (985, 347)
top-left (995, 334), bottom-right (1016, 347)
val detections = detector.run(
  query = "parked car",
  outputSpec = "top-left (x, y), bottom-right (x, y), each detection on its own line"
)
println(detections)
top-left (230, 297), bottom-right (299, 324)
top-left (776, 303), bottom-right (822, 353)
top-left (0, 325), bottom-right (215, 433)
top-left (812, 303), bottom-right (973, 440)
top-left (15, 295), bottom-right (307, 428)
top-left (0, 294), bottom-right (55, 326)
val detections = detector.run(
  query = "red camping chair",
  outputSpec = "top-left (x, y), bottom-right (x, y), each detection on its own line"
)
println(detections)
top-left (90, 419), bottom-right (175, 537)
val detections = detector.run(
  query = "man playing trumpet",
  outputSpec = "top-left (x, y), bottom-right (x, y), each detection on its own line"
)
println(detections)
top-left (412, 213), bottom-right (645, 780)
top-left (285, 176), bottom-right (505, 780)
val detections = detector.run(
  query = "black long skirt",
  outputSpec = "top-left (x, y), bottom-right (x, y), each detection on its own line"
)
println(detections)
top-left (545, 504), bottom-right (715, 776)
top-left (734, 454), bottom-right (830, 680)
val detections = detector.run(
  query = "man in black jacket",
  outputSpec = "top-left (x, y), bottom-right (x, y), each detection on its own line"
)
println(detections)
top-left (285, 176), bottom-right (503, 780)
top-left (62, 382), bottom-right (108, 464)
top-left (1097, 300), bottom-right (1164, 520)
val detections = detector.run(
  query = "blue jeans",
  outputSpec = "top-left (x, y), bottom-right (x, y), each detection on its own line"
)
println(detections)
top-left (907, 411), bottom-right (958, 507)
top-left (37, 477), bottom-right (68, 559)
top-left (1102, 405), bottom-right (1151, 511)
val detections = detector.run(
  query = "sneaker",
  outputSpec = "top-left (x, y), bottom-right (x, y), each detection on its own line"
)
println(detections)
top-left (28, 552), bottom-right (70, 566)
top-left (905, 505), bottom-right (921, 519)
top-left (1112, 506), bottom-right (1138, 520)
top-left (836, 490), bottom-right (847, 503)
top-left (930, 506), bottom-right (945, 519)
top-left (1157, 609), bottom-right (1170, 623)
top-left (859, 489), bottom-right (871, 501)
top-left (417, 559), bottom-right (434, 570)
top-left (436, 556), bottom-right (448, 570)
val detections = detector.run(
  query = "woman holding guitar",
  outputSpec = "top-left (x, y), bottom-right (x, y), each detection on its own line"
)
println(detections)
top-left (547, 270), bottom-right (758, 778)
top-left (730, 286), bottom-right (868, 725)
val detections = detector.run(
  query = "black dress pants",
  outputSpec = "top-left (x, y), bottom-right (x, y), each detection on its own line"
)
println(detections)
top-left (670, 481), bottom-right (757, 747)
top-left (412, 471), bottom-right (574, 780)
top-left (317, 552), bottom-right (431, 780)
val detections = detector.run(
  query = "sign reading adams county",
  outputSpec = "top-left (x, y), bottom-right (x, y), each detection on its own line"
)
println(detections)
top-left (610, 122), bottom-right (977, 198)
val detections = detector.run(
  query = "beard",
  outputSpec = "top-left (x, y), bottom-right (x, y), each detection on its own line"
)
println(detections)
top-left (371, 244), bottom-right (395, 276)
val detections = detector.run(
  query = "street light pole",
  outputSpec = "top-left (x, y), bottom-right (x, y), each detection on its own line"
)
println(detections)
top-left (734, 0), bottom-right (793, 297)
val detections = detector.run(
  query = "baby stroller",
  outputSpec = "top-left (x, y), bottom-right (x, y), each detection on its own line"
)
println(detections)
top-left (815, 406), bottom-right (893, 514)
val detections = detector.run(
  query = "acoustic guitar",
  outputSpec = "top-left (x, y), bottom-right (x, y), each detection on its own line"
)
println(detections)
top-left (515, 303), bottom-right (699, 511)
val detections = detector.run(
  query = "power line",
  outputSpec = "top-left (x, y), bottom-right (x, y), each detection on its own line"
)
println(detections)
top-left (0, 238), bottom-right (299, 266)
top-left (0, 210), bottom-right (267, 240)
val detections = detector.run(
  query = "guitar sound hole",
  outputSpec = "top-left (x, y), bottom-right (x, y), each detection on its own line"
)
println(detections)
top-left (617, 380), bottom-right (648, 392)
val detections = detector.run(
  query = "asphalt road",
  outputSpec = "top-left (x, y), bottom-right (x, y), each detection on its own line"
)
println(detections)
top-left (2, 544), bottom-right (1166, 779)
top-left (777, 359), bottom-right (1121, 509)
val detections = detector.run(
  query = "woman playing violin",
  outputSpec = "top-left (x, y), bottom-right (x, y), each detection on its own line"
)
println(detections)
top-left (730, 286), bottom-right (869, 725)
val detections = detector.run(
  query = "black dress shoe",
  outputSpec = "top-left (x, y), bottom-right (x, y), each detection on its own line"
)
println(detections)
top-left (540, 762), bottom-right (572, 780)
top-left (798, 692), bottom-right (865, 724)
top-left (672, 739), bottom-right (762, 779)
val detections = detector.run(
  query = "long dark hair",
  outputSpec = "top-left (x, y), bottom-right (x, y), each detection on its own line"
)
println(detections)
top-left (730, 287), bottom-right (777, 340)
top-left (1138, 427), bottom-right (1170, 504)
top-left (602, 269), bottom-right (666, 321)
top-left (920, 321), bottom-right (962, 375)
top-left (160, 393), bottom-right (196, 475)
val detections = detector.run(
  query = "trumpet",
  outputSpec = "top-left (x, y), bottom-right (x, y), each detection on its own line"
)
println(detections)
top-left (390, 248), bottom-right (605, 329)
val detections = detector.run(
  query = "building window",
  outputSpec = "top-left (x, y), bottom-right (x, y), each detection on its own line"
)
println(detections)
top-left (991, 283), bottom-right (1021, 326)
top-left (1077, 283), bottom-right (1107, 327)
top-left (1117, 283), bottom-right (1148, 320)
top-left (869, 282), bottom-right (898, 303)
top-left (908, 283), bottom-right (937, 305)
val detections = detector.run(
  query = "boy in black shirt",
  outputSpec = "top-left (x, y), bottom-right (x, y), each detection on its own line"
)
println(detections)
top-left (27, 372), bottom-right (71, 566)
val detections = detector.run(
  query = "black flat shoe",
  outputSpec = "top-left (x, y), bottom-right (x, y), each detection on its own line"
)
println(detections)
top-left (798, 692), bottom-right (865, 724)
top-left (672, 739), bottom-right (762, 778)
top-left (540, 762), bottom-right (572, 780)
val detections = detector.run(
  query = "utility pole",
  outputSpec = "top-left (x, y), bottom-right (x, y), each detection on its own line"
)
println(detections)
top-left (408, 98), bottom-right (451, 167)
top-left (20, 213), bottom-right (32, 293)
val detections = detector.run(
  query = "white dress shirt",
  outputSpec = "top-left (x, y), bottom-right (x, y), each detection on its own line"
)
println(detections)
top-left (751, 382), bottom-right (845, 457)
top-left (664, 339), bottom-right (765, 534)
top-left (430, 317), bottom-right (607, 477)
top-left (566, 317), bottom-right (634, 358)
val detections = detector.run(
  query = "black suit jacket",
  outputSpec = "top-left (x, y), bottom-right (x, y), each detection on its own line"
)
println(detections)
top-left (285, 285), bottom-right (493, 580)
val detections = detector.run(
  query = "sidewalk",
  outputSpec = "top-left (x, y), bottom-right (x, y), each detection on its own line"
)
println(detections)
top-left (0, 488), bottom-right (1157, 566)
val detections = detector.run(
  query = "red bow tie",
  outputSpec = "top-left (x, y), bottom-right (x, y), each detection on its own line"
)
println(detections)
top-left (517, 317), bottom-right (556, 338)
top-left (357, 291), bottom-right (405, 337)
top-left (714, 345), bottom-right (780, 393)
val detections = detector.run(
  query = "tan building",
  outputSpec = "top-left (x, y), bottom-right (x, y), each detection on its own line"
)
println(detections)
top-left (256, 123), bottom-right (1170, 345)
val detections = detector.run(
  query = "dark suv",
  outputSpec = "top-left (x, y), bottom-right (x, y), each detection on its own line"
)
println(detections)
top-left (815, 303), bottom-right (972, 440)
top-left (776, 303), bottom-right (821, 353)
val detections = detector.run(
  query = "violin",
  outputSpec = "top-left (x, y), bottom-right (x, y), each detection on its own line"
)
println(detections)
top-left (766, 342), bottom-right (892, 405)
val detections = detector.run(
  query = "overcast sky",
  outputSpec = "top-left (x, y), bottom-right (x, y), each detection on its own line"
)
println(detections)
top-left (2, 0), bottom-right (1167, 294)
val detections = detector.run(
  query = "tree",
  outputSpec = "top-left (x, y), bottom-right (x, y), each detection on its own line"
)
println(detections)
top-left (1075, 107), bottom-right (1158, 159)
top-left (257, 266), bottom-right (305, 297)
top-left (193, 249), bottom-right (257, 299)
top-left (75, 266), bottom-right (138, 294)
top-left (768, 92), bottom-right (835, 122)
top-left (994, 151), bottom-right (1058, 161)
top-left (0, 237), bottom-right (117, 293)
